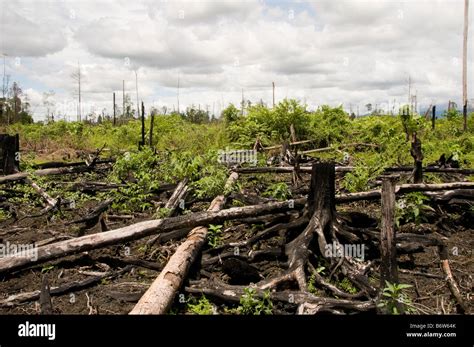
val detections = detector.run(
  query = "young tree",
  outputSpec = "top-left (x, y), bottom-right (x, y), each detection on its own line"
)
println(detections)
top-left (221, 103), bottom-right (240, 124)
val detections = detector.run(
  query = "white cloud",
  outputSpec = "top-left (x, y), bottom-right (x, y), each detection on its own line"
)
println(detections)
top-left (0, 0), bottom-right (472, 121)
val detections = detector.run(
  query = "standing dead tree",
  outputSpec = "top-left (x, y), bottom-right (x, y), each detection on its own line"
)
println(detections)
top-left (71, 62), bottom-right (82, 122)
top-left (379, 176), bottom-right (399, 286)
top-left (140, 101), bottom-right (145, 148)
top-left (410, 133), bottom-right (423, 183)
top-left (463, 0), bottom-right (470, 132)
top-left (149, 109), bottom-right (155, 148)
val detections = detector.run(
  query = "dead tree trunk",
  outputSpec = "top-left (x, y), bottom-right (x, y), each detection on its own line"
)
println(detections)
top-left (307, 162), bottom-right (336, 250)
top-left (149, 110), bottom-right (155, 148)
top-left (284, 162), bottom-right (336, 291)
top-left (410, 133), bottom-right (423, 183)
top-left (163, 179), bottom-right (188, 216)
top-left (0, 134), bottom-right (19, 175)
top-left (0, 162), bottom-right (113, 184)
top-left (113, 92), bottom-right (116, 126)
top-left (463, 0), bottom-right (469, 132)
top-left (432, 105), bottom-right (436, 130)
top-left (140, 101), bottom-right (145, 149)
top-left (130, 172), bottom-right (239, 314)
top-left (438, 245), bottom-right (468, 313)
top-left (25, 178), bottom-right (58, 208)
top-left (380, 176), bottom-right (399, 287)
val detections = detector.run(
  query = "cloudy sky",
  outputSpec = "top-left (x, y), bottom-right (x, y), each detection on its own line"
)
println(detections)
top-left (0, 0), bottom-right (472, 121)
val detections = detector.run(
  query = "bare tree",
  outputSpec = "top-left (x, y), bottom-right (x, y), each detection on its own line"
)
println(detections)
top-left (1, 53), bottom-right (7, 98)
top-left (71, 62), bottom-right (82, 122)
top-left (134, 70), bottom-right (139, 119)
top-left (43, 90), bottom-right (56, 122)
top-left (177, 75), bottom-right (180, 114)
top-left (463, 0), bottom-right (470, 131)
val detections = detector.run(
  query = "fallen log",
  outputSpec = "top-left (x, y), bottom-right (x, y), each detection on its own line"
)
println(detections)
top-left (32, 159), bottom-right (115, 170)
top-left (424, 189), bottom-right (474, 201)
top-left (185, 281), bottom-right (376, 313)
top-left (263, 139), bottom-right (315, 151)
top-left (438, 245), bottom-right (469, 314)
top-left (25, 178), bottom-right (58, 208)
top-left (299, 143), bottom-right (379, 155)
top-left (0, 266), bottom-right (132, 307)
top-left (0, 163), bottom-right (113, 184)
top-left (0, 175), bottom-right (306, 274)
top-left (65, 181), bottom-right (126, 193)
top-left (336, 182), bottom-right (474, 203)
top-left (66, 199), bottom-right (113, 228)
top-left (206, 217), bottom-right (309, 254)
top-left (235, 166), bottom-right (474, 175)
top-left (235, 166), bottom-right (355, 174)
top-left (386, 167), bottom-right (474, 174)
top-left (130, 172), bottom-right (239, 314)
top-left (147, 180), bottom-right (189, 247)
top-left (163, 179), bottom-right (188, 216)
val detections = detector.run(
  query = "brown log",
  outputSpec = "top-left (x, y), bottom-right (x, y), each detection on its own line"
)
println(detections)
top-left (235, 166), bottom-right (474, 175)
top-left (66, 199), bottom-right (113, 227)
top-left (31, 159), bottom-right (114, 170)
top-left (235, 166), bottom-right (354, 174)
top-left (337, 182), bottom-right (474, 203)
top-left (0, 163), bottom-right (112, 184)
top-left (423, 189), bottom-right (474, 201)
top-left (438, 245), bottom-right (469, 314)
top-left (130, 172), bottom-right (239, 314)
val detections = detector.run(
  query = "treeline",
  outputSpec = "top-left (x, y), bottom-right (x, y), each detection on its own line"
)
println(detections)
top-left (0, 82), bottom-right (34, 125)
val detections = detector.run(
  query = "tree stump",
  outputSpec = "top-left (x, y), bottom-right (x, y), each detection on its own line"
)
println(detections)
top-left (0, 134), bottom-right (20, 175)
top-left (380, 176), bottom-right (399, 286)
top-left (410, 133), bottom-right (423, 183)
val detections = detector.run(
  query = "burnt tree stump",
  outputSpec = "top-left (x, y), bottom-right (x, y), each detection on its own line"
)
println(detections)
top-left (307, 161), bottom-right (336, 248)
top-left (284, 162), bottom-right (337, 290)
top-left (380, 176), bottom-right (399, 286)
top-left (0, 134), bottom-right (20, 175)
top-left (410, 133), bottom-right (423, 183)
